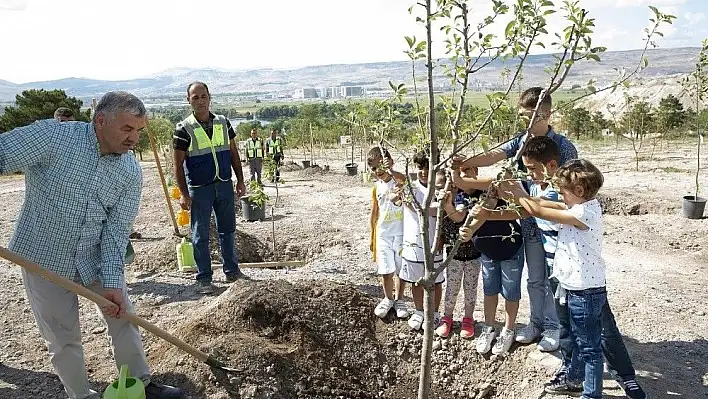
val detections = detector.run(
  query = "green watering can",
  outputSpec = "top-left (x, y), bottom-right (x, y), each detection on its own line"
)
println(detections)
top-left (103, 365), bottom-right (145, 399)
top-left (176, 237), bottom-right (196, 272)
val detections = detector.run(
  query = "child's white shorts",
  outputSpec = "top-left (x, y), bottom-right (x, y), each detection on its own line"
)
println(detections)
top-left (376, 235), bottom-right (403, 275)
top-left (399, 258), bottom-right (445, 284)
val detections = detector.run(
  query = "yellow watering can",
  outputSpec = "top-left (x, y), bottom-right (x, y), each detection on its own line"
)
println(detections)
top-left (103, 365), bottom-right (145, 399)
top-left (176, 209), bottom-right (190, 226)
top-left (170, 185), bottom-right (181, 200)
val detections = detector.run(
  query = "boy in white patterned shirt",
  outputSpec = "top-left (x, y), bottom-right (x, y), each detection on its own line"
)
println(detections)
top-left (504, 159), bottom-right (607, 399)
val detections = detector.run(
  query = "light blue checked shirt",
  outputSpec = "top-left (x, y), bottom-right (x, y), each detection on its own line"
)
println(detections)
top-left (0, 119), bottom-right (142, 289)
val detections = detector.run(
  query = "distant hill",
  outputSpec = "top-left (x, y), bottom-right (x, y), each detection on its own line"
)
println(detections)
top-left (0, 47), bottom-right (701, 107)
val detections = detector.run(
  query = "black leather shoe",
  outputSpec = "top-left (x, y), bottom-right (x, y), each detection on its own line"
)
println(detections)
top-left (145, 382), bottom-right (184, 399)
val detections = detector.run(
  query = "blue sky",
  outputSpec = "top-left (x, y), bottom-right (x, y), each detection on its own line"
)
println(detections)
top-left (0, 0), bottom-right (705, 83)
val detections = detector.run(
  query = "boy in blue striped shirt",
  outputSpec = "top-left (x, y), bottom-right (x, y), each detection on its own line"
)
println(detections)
top-left (520, 137), bottom-right (562, 288)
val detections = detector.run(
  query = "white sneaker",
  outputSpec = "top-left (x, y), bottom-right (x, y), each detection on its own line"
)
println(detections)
top-left (515, 323), bottom-right (542, 343)
top-left (476, 325), bottom-right (498, 354)
top-left (408, 310), bottom-right (424, 330)
top-left (537, 329), bottom-right (560, 352)
top-left (394, 300), bottom-right (409, 319)
top-left (492, 327), bottom-right (515, 355)
top-left (374, 298), bottom-right (395, 318)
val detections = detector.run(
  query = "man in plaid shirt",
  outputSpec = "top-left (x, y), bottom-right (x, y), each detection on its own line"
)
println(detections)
top-left (0, 92), bottom-right (183, 399)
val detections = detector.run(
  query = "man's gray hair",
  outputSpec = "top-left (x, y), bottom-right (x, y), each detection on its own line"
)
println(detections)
top-left (92, 91), bottom-right (147, 124)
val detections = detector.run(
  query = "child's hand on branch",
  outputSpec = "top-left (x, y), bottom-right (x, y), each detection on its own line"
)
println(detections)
top-left (451, 155), bottom-right (466, 170)
top-left (496, 180), bottom-right (527, 200)
top-left (470, 204), bottom-right (488, 221)
top-left (390, 185), bottom-right (404, 206)
top-left (459, 225), bottom-right (474, 242)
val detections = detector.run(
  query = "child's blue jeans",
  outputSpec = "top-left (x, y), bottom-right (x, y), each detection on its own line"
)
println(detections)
top-left (566, 286), bottom-right (607, 399)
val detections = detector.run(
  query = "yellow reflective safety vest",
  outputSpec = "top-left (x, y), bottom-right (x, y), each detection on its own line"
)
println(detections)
top-left (179, 113), bottom-right (232, 187)
top-left (247, 138), bottom-right (263, 159)
top-left (267, 137), bottom-right (283, 155)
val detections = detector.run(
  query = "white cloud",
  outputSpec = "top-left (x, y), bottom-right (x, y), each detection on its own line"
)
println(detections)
top-left (684, 11), bottom-right (705, 25)
top-left (0, 0), bottom-right (26, 11)
top-left (591, 0), bottom-right (686, 7)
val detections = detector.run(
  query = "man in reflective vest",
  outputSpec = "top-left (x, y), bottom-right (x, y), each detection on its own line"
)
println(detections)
top-left (266, 128), bottom-right (285, 182)
top-left (173, 82), bottom-right (247, 294)
top-left (246, 127), bottom-right (264, 185)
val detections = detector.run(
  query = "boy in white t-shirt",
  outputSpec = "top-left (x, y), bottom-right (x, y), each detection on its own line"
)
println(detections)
top-left (505, 159), bottom-right (607, 399)
top-left (397, 151), bottom-right (445, 331)
top-left (368, 147), bottom-right (409, 319)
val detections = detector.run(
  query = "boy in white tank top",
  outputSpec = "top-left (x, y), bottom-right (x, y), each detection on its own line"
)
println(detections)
top-left (368, 147), bottom-right (409, 319)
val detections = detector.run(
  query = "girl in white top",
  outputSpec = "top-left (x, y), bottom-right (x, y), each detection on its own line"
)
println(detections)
top-left (368, 147), bottom-right (409, 320)
top-left (504, 159), bottom-right (607, 399)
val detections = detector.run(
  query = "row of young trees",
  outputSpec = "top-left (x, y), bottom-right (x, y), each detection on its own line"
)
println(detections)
top-left (558, 93), bottom-right (708, 140)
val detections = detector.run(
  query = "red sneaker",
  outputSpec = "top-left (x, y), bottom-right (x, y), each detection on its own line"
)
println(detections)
top-left (435, 315), bottom-right (453, 338)
top-left (460, 317), bottom-right (475, 339)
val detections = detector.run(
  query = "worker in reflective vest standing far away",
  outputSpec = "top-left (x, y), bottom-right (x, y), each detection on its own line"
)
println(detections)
top-left (266, 128), bottom-right (285, 182)
top-left (172, 82), bottom-right (248, 295)
top-left (246, 127), bottom-right (265, 185)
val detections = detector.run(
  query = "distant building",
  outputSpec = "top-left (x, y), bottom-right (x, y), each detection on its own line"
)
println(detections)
top-left (299, 88), bottom-right (319, 99)
top-left (342, 86), bottom-right (365, 97)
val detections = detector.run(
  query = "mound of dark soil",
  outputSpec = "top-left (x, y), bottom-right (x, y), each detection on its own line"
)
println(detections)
top-left (598, 191), bottom-right (679, 216)
top-left (147, 280), bottom-right (400, 398)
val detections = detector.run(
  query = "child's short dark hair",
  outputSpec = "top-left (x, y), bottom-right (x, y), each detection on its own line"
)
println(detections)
top-left (412, 150), bottom-right (429, 170)
top-left (522, 136), bottom-right (560, 164)
top-left (367, 146), bottom-right (392, 168)
top-left (553, 159), bottom-right (604, 200)
top-left (53, 107), bottom-right (74, 119)
top-left (519, 87), bottom-right (552, 110)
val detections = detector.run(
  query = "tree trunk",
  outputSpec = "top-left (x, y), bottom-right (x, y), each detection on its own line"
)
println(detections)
top-left (418, 280), bottom-right (435, 399)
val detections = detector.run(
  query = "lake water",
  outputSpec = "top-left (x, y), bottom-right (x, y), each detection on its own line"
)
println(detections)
top-left (229, 118), bottom-right (271, 126)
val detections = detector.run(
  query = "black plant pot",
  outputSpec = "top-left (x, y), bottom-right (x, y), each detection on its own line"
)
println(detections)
top-left (345, 163), bottom-right (358, 176)
top-left (241, 197), bottom-right (266, 221)
top-left (682, 195), bottom-right (706, 219)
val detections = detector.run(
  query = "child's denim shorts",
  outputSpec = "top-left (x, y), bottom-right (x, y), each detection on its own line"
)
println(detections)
top-left (480, 245), bottom-right (525, 301)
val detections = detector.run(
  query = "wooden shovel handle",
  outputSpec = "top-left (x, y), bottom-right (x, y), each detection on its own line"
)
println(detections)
top-left (0, 246), bottom-right (209, 363)
top-left (147, 128), bottom-right (182, 237)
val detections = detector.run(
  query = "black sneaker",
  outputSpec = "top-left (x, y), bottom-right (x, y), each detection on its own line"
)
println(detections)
top-left (544, 380), bottom-right (583, 396)
top-left (225, 270), bottom-right (249, 282)
top-left (196, 280), bottom-right (214, 294)
top-left (619, 378), bottom-right (647, 399)
top-left (544, 366), bottom-right (568, 387)
top-left (145, 382), bottom-right (183, 399)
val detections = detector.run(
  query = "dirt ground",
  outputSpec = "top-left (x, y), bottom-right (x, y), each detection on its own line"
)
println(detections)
top-left (1, 140), bottom-right (707, 399)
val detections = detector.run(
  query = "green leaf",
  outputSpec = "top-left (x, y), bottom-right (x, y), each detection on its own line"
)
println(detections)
top-left (416, 41), bottom-right (427, 54)
top-left (642, 56), bottom-right (649, 67)
top-left (505, 20), bottom-right (515, 37)
top-left (405, 36), bottom-right (415, 49)
top-left (586, 53), bottom-right (601, 62)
